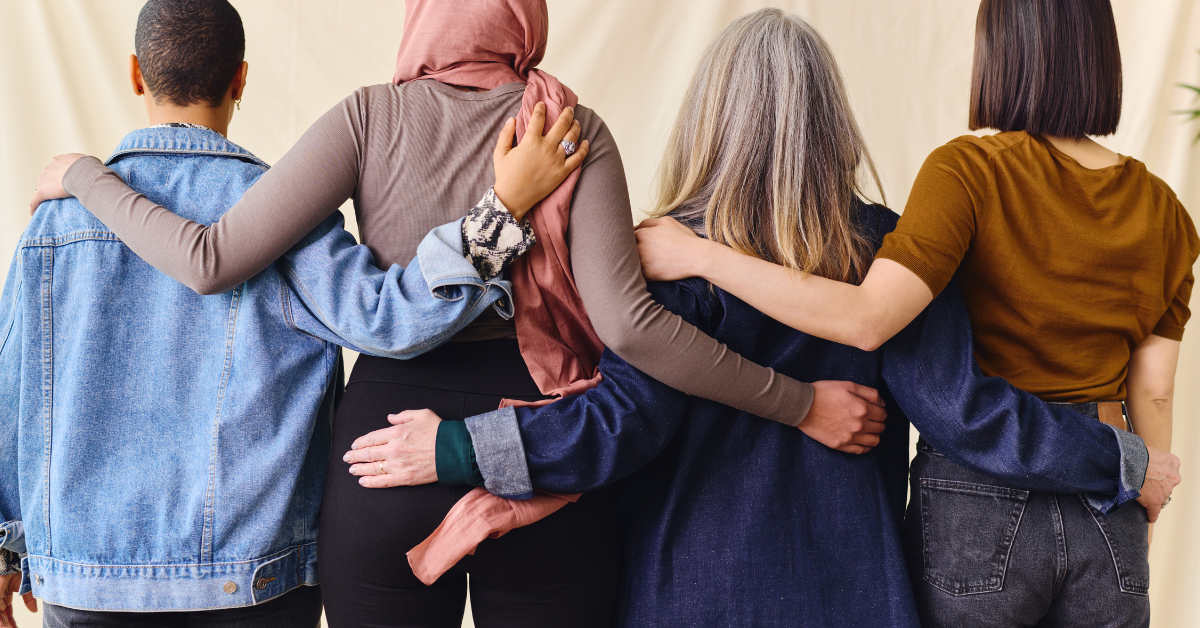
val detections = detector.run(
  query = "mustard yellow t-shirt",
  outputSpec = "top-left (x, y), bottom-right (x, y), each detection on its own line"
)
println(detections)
top-left (877, 131), bottom-right (1198, 402)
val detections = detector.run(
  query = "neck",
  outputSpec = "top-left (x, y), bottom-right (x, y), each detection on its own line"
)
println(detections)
top-left (1043, 135), bottom-right (1120, 170)
top-left (145, 99), bottom-right (231, 137)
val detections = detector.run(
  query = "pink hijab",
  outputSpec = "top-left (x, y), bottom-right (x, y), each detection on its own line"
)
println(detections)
top-left (394, 0), bottom-right (602, 583)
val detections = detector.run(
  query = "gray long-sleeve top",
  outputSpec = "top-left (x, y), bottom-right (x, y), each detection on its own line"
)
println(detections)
top-left (62, 80), bottom-right (816, 424)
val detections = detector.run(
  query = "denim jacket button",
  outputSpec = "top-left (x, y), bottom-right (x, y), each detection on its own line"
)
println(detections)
top-left (254, 577), bottom-right (269, 590)
top-left (34, 575), bottom-right (43, 585)
top-left (223, 581), bottom-right (237, 594)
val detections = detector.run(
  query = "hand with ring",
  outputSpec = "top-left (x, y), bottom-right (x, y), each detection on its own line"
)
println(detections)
top-left (491, 102), bottom-right (589, 222)
top-left (343, 409), bottom-right (443, 488)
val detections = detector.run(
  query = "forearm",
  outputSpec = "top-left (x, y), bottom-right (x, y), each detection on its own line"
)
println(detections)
top-left (279, 217), bottom-right (511, 357)
top-left (62, 94), bottom-right (363, 294)
top-left (466, 354), bottom-right (689, 498)
top-left (885, 284), bottom-right (1139, 510)
top-left (1126, 334), bottom-right (1181, 453)
top-left (697, 242), bottom-right (928, 351)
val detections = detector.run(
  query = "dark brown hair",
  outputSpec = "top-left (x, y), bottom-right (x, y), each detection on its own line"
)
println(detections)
top-left (135, 0), bottom-right (245, 108)
top-left (969, 0), bottom-right (1122, 138)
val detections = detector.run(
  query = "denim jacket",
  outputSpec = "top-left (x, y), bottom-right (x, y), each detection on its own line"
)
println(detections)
top-left (464, 204), bottom-right (1148, 513)
top-left (0, 126), bottom-right (512, 611)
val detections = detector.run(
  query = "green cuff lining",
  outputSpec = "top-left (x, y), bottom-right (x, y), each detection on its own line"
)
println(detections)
top-left (435, 420), bottom-right (485, 487)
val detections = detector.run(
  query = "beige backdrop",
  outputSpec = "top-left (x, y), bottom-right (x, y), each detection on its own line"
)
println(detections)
top-left (3, 1), bottom-right (1199, 627)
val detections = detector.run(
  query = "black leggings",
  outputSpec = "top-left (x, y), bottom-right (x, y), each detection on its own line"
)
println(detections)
top-left (318, 340), bottom-right (620, 628)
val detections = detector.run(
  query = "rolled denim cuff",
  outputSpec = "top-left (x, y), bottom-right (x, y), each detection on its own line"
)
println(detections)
top-left (417, 219), bottom-right (516, 319)
top-left (1086, 425), bottom-right (1148, 514)
top-left (464, 407), bottom-right (533, 500)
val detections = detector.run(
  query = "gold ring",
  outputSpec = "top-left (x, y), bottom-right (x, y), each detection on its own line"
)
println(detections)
top-left (1162, 496), bottom-right (1172, 509)
top-left (377, 461), bottom-right (385, 476)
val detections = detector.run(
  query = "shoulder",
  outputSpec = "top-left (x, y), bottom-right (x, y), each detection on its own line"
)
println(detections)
top-left (24, 198), bottom-right (112, 245)
top-left (853, 201), bottom-right (901, 248)
top-left (922, 132), bottom-right (1030, 175)
top-left (646, 277), bottom-right (718, 329)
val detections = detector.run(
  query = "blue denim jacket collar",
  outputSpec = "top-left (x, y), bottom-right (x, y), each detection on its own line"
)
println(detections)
top-left (107, 125), bottom-right (269, 168)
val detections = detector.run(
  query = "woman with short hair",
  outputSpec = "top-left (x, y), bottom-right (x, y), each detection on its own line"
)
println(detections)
top-left (636, 1), bottom-right (1194, 625)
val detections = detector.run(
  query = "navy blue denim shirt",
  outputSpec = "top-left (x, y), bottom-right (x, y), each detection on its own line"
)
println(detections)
top-left (460, 203), bottom-right (1147, 627)
top-left (0, 126), bottom-right (512, 611)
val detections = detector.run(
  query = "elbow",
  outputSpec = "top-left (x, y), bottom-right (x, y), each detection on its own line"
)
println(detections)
top-left (849, 322), bottom-right (889, 352)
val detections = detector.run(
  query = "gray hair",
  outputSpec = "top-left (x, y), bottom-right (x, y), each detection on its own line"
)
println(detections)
top-left (653, 8), bottom-right (883, 283)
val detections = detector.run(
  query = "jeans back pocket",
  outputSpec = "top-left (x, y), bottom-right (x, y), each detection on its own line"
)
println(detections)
top-left (920, 478), bottom-right (1030, 596)
top-left (1084, 497), bottom-right (1150, 595)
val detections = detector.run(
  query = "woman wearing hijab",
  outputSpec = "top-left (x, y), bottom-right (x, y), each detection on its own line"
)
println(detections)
top-left (29, 0), bottom-right (885, 625)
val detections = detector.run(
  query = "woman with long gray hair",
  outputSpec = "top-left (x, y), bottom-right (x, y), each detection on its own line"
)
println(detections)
top-left (378, 8), bottom-right (1141, 626)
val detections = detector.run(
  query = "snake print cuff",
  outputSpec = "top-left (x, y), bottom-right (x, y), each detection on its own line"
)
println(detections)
top-left (461, 188), bottom-right (537, 281)
top-left (0, 549), bottom-right (19, 576)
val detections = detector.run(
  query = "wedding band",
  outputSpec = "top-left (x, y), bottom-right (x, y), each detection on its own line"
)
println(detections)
top-left (561, 140), bottom-right (576, 157)
top-left (377, 462), bottom-right (385, 476)
top-left (1162, 496), bottom-right (1172, 509)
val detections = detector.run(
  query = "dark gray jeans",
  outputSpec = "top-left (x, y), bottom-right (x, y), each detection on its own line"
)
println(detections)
top-left (903, 440), bottom-right (1149, 627)
top-left (43, 584), bottom-right (321, 628)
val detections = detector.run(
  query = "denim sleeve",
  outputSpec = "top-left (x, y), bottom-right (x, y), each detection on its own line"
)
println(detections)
top-left (465, 281), bottom-right (704, 498)
top-left (882, 282), bottom-right (1142, 513)
top-left (275, 215), bottom-right (513, 359)
top-left (0, 251), bottom-right (26, 559)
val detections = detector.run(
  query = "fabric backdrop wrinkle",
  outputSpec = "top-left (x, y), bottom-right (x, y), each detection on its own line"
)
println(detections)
top-left (3, 2), bottom-right (1198, 627)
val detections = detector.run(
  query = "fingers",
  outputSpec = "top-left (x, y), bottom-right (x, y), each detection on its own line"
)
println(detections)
top-left (348, 461), bottom-right (385, 476)
top-left (864, 402), bottom-right (887, 424)
top-left (852, 432), bottom-right (882, 448)
top-left (344, 445), bottom-right (385, 465)
top-left (851, 384), bottom-right (884, 407)
top-left (21, 593), bottom-right (34, 614)
top-left (561, 120), bottom-right (582, 147)
top-left (357, 474), bottom-right (399, 489)
top-left (562, 139), bottom-right (590, 172)
top-left (1145, 502), bottom-right (1161, 523)
top-left (545, 106), bottom-right (576, 144)
top-left (350, 427), bottom-right (397, 451)
top-left (493, 117), bottom-right (516, 161)
top-left (388, 409), bottom-right (439, 425)
top-left (635, 217), bottom-right (671, 230)
top-left (521, 102), bottom-right (548, 143)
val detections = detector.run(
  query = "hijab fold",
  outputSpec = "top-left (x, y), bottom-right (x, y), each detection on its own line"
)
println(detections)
top-left (394, 0), bottom-right (603, 583)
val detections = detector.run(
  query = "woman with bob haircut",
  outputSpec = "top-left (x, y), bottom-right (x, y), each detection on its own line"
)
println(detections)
top-left (637, 0), bottom-right (1195, 625)
top-left (368, 7), bottom-right (1168, 627)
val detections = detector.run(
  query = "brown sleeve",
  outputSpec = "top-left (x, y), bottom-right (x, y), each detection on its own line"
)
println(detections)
top-left (1153, 201), bottom-right (1199, 340)
top-left (62, 90), bottom-right (367, 295)
top-left (566, 110), bottom-right (815, 425)
top-left (875, 142), bottom-right (987, 296)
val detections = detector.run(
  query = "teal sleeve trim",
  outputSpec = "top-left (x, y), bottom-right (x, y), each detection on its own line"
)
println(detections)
top-left (435, 420), bottom-right (484, 487)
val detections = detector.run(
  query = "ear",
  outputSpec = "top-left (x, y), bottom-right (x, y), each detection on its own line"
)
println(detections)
top-left (230, 61), bottom-right (249, 101)
top-left (129, 54), bottom-right (146, 97)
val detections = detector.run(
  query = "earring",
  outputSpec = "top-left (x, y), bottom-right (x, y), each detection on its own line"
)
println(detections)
top-left (137, 88), bottom-right (143, 95)
top-left (234, 99), bottom-right (241, 111)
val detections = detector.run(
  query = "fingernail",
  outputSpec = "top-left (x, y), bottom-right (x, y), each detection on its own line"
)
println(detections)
top-left (342, 453), bottom-right (350, 462)
top-left (507, 117), bottom-right (515, 124)
top-left (359, 478), bottom-right (368, 486)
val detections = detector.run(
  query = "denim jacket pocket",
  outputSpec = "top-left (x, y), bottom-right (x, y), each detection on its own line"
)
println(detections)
top-left (1083, 497), bottom-right (1149, 595)
top-left (919, 478), bottom-right (1030, 596)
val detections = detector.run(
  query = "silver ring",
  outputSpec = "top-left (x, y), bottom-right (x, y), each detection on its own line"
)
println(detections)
top-left (1162, 496), bottom-right (1172, 509)
top-left (560, 140), bottom-right (576, 157)
top-left (377, 461), bottom-right (385, 476)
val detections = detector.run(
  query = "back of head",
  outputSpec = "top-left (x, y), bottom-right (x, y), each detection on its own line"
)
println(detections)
top-left (653, 9), bottom-right (881, 284)
top-left (969, 0), bottom-right (1122, 138)
top-left (135, 0), bottom-right (245, 108)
